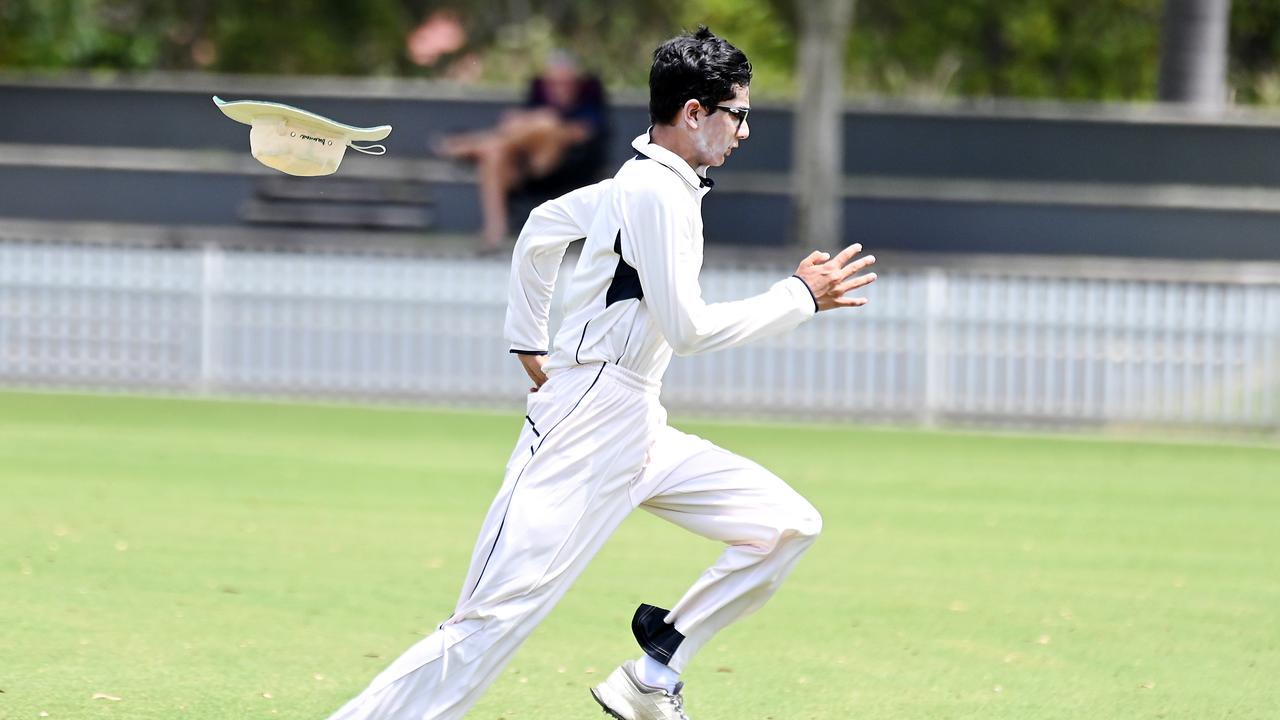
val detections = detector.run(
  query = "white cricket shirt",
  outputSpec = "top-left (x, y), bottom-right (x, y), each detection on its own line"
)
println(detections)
top-left (504, 132), bottom-right (818, 384)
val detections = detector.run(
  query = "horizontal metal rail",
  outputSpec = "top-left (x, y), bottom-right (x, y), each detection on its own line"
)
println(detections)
top-left (2, 240), bottom-right (1277, 431)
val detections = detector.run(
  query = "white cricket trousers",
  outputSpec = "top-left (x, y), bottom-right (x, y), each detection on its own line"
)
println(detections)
top-left (327, 362), bottom-right (822, 720)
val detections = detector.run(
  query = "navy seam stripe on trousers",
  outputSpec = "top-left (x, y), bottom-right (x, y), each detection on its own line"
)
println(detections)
top-left (465, 362), bottom-right (609, 601)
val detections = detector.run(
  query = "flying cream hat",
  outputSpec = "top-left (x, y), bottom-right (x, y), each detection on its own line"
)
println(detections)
top-left (213, 96), bottom-right (391, 177)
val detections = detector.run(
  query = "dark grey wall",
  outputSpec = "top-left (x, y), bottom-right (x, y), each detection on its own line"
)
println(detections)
top-left (842, 114), bottom-right (1280, 186)
top-left (0, 85), bottom-right (650, 169)
top-left (8, 84), bottom-right (1280, 184)
top-left (6, 164), bottom-right (1274, 259)
top-left (3, 81), bottom-right (1279, 260)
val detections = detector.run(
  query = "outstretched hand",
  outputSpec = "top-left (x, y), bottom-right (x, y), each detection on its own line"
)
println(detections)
top-left (793, 243), bottom-right (877, 311)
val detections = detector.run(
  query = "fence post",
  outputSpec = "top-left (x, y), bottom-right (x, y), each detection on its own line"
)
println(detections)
top-left (922, 269), bottom-right (948, 427)
top-left (199, 243), bottom-right (223, 394)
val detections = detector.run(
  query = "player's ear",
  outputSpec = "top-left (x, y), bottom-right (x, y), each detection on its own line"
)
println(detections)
top-left (681, 99), bottom-right (702, 129)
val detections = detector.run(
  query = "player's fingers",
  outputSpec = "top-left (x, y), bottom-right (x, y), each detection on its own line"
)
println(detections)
top-left (836, 271), bottom-right (877, 293)
top-left (829, 243), bottom-right (863, 266)
top-left (836, 253), bottom-right (876, 279)
top-left (803, 250), bottom-right (829, 266)
top-left (832, 295), bottom-right (869, 308)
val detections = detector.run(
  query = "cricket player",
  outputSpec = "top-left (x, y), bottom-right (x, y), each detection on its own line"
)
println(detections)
top-left (327, 26), bottom-right (876, 720)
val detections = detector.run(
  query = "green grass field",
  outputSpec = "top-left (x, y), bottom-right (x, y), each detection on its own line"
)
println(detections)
top-left (2, 390), bottom-right (1278, 720)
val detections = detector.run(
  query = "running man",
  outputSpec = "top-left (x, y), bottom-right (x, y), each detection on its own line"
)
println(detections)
top-left (327, 26), bottom-right (876, 720)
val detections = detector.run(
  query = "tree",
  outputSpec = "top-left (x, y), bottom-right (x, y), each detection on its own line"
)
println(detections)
top-left (1159, 0), bottom-right (1232, 110)
top-left (703, 0), bottom-right (853, 246)
top-left (789, 0), bottom-right (855, 248)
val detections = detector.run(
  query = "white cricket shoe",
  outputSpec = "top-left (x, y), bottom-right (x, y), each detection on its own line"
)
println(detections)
top-left (590, 660), bottom-right (690, 720)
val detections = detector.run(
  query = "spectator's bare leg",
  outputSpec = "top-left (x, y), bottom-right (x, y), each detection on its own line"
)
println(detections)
top-left (437, 110), bottom-right (592, 252)
top-left (524, 127), bottom-right (576, 177)
top-left (475, 139), bottom-right (518, 253)
top-left (435, 130), bottom-right (499, 160)
top-left (499, 112), bottom-right (583, 178)
top-left (439, 110), bottom-right (551, 160)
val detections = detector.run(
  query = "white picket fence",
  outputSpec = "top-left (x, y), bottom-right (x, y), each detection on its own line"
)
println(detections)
top-left (2, 240), bottom-right (1278, 431)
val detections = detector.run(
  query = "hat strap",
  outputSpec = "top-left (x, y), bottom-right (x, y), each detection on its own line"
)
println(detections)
top-left (349, 142), bottom-right (386, 156)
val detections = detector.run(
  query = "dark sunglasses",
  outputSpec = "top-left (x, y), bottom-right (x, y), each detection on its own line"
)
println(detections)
top-left (713, 105), bottom-right (750, 130)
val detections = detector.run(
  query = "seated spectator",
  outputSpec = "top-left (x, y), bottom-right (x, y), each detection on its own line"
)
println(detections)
top-left (436, 51), bottom-right (608, 254)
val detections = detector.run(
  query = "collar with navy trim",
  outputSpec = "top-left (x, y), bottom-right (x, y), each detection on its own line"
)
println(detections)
top-left (630, 131), bottom-right (715, 192)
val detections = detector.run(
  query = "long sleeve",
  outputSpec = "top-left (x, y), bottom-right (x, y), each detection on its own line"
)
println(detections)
top-left (504, 179), bottom-right (613, 354)
top-left (623, 185), bottom-right (816, 357)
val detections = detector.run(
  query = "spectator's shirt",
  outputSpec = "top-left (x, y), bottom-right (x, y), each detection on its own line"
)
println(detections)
top-left (526, 75), bottom-right (607, 139)
top-left (504, 132), bottom-right (816, 384)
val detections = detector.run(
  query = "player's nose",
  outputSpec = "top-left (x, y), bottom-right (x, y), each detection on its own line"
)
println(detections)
top-left (737, 119), bottom-right (750, 141)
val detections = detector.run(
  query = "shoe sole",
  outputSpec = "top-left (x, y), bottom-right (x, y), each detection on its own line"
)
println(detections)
top-left (589, 687), bottom-right (629, 720)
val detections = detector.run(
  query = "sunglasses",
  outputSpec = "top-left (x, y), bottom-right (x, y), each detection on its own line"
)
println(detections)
top-left (713, 105), bottom-right (750, 130)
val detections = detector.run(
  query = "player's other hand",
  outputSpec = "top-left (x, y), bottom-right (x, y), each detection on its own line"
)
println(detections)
top-left (517, 353), bottom-right (548, 392)
top-left (794, 243), bottom-right (877, 312)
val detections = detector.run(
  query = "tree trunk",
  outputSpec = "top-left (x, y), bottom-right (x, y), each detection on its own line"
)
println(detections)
top-left (791, 0), bottom-right (854, 247)
top-left (1158, 0), bottom-right (1232, 111)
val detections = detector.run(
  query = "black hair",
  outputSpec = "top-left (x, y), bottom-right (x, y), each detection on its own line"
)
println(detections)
top-left (648, 26), bottom-right (752, 125)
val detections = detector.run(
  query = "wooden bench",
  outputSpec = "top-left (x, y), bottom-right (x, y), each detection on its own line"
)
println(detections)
top-left (241, 175), bottom-right (434, 231)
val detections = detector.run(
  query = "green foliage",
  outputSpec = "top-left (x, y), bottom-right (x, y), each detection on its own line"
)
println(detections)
top-left (1231, 0), bottom-right (1280, 101)
top-left (0, 0), bottom-right (1277, 104)
top-left (0, 0), bottom-right (422, 75)
top-left (206, 0), bottom-right (410, 75)
top-left (462, 5), bottom-right (688, 89)
top-left (676, 0), bottom-right (798, 96)
top-left (0, 0), bottom-right (167, 70)
top-left (849, 0), bottom-right (1162, 100)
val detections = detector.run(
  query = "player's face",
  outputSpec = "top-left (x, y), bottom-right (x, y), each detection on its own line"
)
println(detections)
top-left (696, 84), bottom-right (750, 168)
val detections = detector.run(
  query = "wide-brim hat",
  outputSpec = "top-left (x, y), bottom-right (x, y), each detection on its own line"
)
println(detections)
top-left (213, 96), bottom-right (391, 177)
